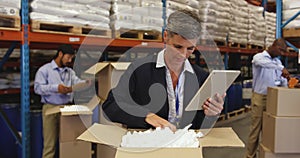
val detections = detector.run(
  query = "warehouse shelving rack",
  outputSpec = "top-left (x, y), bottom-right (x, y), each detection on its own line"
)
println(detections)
top-left (0, 0), bottom-right (287, 157)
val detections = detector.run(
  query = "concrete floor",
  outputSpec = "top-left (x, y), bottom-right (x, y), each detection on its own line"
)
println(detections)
top-left (203, 112), bottom-right (252, 158)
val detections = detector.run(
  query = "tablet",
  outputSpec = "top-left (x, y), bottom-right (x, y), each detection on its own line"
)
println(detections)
top-left (185, 70), bottom-right (240, 111)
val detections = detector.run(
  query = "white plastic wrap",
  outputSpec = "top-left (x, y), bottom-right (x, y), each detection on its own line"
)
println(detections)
top-left (141, 0), bottom-right (162, 7)
top-left (131, 6), bottom-right (163, 18)
top-left (282, 9), bottom-right (300, 22)
top-left (76, 13), bottom-right (110, 23)
top-left (285, 20), bottom-right (300, 29)
top-left (166, 1), bottom-right (197, 13)
top-left (31, 1), bottom-right (79, 17)
top-left (283, 0), bottom-right (300, 10)
top-left (30, 12), bottom-right (65, 22)
top-left (0, 0), bottom-right (20, 9)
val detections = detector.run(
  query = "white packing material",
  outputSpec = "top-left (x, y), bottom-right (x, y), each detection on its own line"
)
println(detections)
top-left (60, 105), bottom-right (90, 113)
top-left (121, 124), bottom-right (203, 148)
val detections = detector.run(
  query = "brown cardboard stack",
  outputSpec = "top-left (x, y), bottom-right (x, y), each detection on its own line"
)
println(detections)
top-left (45, 95), bottom-right (100, 158)
top-left (261, 87), bottom-right (300, 158)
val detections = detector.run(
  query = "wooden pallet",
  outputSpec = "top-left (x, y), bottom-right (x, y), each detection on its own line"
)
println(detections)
top-left (31, 20), bottom-right (111, 38)
top-left (217, 114), bottom-right (226, 121)
top-left (283, 28), bottom-right (300, 38)
top-left (227, 108), bottom-right (246, 119)
top-left (114, 29), bottom-right (162, 41)
top-left (247, 44), bottom-right (264, 50)
top-left (228, 42), bottom-right (247, 49)
top-left (0, 14), bottom-right (20, 31)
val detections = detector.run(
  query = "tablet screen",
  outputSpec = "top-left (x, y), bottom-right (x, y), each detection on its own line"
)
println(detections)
top-left (185, 70), bottom-right (240, 111)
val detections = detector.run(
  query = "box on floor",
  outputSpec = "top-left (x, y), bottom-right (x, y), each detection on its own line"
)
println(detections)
top-left (45, 95), bottom-right (100, 158)
top-left (77, 124), bottom-right (245, 158)
top-left (262, 112), bottom-right (300, 153)
top-left (259, 143), bottom-right (300, 158)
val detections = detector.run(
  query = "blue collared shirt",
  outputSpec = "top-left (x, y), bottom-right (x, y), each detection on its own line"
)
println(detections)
top-left (252, 50), bottom-right (287, 95)
top-left (34, 60), bottom-right (85, 105)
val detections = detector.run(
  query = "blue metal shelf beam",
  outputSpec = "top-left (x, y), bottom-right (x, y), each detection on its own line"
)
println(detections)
top-left (0, 42), bottom-right (17, 70)
top-left (21, 0), bottom-right (30, 157)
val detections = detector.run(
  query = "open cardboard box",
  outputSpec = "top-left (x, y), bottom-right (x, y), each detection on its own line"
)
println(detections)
top-left (45, 95), bottom-right (100, 158)
top-left (77, 124), bottom-right (244, 158)
top-left (85, 62), bottom-right (130, 101)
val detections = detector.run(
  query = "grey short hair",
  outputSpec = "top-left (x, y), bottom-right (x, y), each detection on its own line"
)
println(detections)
top-left (166, 9), bottom-right (202, 39)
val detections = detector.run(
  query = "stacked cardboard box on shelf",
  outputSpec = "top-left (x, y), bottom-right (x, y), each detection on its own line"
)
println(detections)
top-left (260, 87), bottom-right (300, 158)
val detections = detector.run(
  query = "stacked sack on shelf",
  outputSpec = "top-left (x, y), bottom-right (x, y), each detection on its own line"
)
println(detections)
top-left (110, 0), bottom-right (163, 32)
top-left (0, 73), bottom-right (30, 89)
top-left (265, 12), bottom-right (276, 48)
top-left (228, 0), bottom-right (249, 45)
top-left (166, 0), bottom-right (199, 15)
top-left (282, 0), bottom-right (300, 29)
top-left (248, 4), bottom-right (265, 47)
top-left (30, 0), bottom-right (111, 28)
top-left (198, 0), bottom-right (230, 43)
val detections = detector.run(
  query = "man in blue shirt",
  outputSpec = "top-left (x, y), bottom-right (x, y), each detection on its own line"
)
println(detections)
top-left (34, 44), bottom-right (89, 158)
top-left (245, 38), bottom-right (290, 158)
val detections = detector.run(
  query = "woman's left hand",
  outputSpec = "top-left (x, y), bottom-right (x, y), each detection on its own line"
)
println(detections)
top-left (202, 93), bottom-right (226, 116)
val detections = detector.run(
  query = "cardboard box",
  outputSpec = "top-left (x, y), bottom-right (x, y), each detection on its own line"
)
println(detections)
top-left (266, 87), bottom-right (300, 116)
top-left (85, 62), bottom-right (130, 101)
top-left (77, 124), bottom-right (244, 158)
top-left (45, 95), bottom-right (100, 143)
top-left (262, 112), bottom-right (300, 153)
top-left (259, 143), bottom-right (300, 158)
top-left (60, 141), bottom-right (91, 158)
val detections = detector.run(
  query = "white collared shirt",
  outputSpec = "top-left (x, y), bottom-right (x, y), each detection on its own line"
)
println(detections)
top-left (156, 49), bottom-right (194, 126)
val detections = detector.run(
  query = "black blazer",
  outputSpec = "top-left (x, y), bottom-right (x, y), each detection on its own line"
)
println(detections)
top-left (102, 54), bottom-right (210, 129)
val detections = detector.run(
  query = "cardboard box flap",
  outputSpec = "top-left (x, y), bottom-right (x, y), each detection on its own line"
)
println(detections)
top-left (110, 62), bottom-right (130, 70)
top-left (84, 63), bottom-right (109, 75)
top-left (200, 127), bottom-right (245, 147)
top-left (45, 105), bottom-right (64, 115)
top-left (86, 95), bottom-right (100, 111)
top-left (77, 123), bottom-right (127, 147)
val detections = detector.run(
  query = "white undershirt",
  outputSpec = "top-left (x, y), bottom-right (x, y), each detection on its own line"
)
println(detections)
top-left (156, 49), bottom-right (194, 126)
